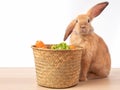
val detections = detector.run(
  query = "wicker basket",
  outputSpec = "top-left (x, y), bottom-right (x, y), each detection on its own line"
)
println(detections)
top-left (32, 45), bottom-right (82, 89)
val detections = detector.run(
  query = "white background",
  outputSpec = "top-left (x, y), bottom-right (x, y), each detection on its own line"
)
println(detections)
top-left (0, 0), bottom-right (119, 67)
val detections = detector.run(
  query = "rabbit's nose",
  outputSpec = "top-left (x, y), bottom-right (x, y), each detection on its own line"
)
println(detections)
top-left (80, 25), bottom-right (86, 28)
top-left (80, 25), bottom-right (86, 33)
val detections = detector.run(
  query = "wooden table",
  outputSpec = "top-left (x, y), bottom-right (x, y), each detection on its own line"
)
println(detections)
top-left (0, 68), bottom-right (120, 90)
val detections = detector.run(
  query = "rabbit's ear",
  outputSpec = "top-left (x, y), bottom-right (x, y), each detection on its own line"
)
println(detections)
top-left (87, 1), bottom-right (109, 20)
top-left (63, 20), bottom-right (76, 41)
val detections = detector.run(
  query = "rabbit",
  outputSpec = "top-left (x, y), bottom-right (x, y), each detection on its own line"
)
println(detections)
top-left (63, 1), bottom-right (111, 81)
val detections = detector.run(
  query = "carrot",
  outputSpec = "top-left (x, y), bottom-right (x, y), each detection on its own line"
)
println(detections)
top-left (69, 45), bottom-right (76, 49)
top-left (35, 40), bottom-right (46, 48)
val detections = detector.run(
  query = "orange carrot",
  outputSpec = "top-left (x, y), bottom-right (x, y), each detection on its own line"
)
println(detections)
top-left (69, 45), bottom-right (76, 49)
top-left (35, 40), bottom-right (46, 48)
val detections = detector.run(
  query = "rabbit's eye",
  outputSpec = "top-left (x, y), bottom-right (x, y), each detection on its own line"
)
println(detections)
top-left (88, 19), bottom-right (90, 23)
top-left (76, 20), bottom-right (78, 23)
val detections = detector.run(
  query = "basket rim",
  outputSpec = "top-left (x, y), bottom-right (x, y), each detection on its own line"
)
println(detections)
top-left (31, 44), bottom-right (83, 51)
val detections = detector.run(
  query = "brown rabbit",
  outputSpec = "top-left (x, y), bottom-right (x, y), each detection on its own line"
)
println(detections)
top-left (63, 1), bottom-right (111, 81)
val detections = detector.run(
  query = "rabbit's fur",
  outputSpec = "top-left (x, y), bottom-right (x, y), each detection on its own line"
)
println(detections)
top-left (64, 2), bottom-right (111, 81)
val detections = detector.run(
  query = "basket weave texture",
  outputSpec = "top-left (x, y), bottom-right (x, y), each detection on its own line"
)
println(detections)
top-left (32, 45), bottom-right (82, 88)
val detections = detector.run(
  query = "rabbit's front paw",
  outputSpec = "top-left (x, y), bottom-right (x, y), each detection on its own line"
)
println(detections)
top-left (79, 76), bottom-right (87, 81)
